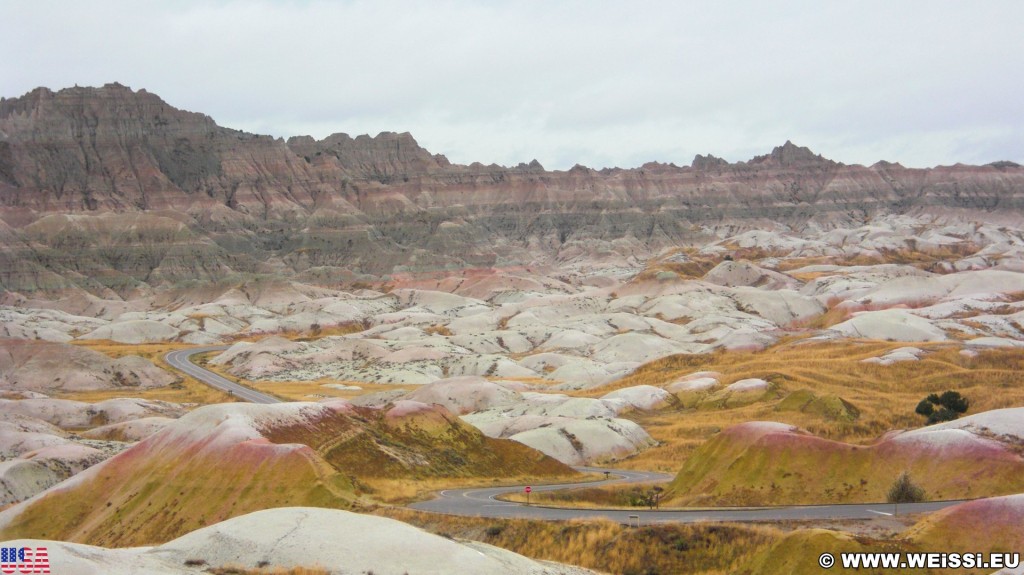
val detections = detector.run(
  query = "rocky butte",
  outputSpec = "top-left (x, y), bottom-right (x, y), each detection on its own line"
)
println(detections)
top-left (0, 83), bottom-right (1022, 297)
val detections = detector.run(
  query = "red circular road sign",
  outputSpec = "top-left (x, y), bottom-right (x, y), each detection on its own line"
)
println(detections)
top-left (524, 486), bottom-right (532, 493)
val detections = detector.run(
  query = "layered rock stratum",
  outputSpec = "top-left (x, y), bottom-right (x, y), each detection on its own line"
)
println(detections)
top-left (2, 83), bottom-right (1022, 296)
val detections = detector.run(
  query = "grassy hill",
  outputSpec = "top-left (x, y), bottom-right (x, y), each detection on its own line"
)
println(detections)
top-left (0, 400), bottom-right (572, 546)
top-left (666, 419), bottom-right (1024, 505)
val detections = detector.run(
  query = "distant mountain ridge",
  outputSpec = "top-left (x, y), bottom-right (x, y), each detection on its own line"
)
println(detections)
top-left (0, 83), bottom-right (1022, 295)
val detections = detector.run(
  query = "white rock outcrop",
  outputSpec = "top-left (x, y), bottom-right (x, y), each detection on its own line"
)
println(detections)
top-left (5, 507), bottom-right (598, 574)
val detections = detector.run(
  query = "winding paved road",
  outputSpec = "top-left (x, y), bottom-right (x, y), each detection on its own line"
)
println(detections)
top-left (166, 346), bottom-right (965, 523)
top-left (165, 345), bottom-right (279, 404)
top-left (410, 471), bottom-right (962, 522)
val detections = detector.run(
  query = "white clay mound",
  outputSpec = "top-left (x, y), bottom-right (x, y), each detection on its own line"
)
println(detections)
top-left (81, 417), bottom-right (177, 441)
top-left (830, 309), bottom-right (947, 342)
top-left (666, 376), bottom-right (719, 393)
top-left (0, 398), bottom-right (186, 429)
top-left (78, 319), bottom-right (181, 343)
top-left (0, 443), bottom-right (106, 506)
top-left (725, 378), bottom-right (770, 392)
top-left (702, 261), bottom-right (799, 290)
top-left (404, 376), bottom-right (522, 414)
top-left (861, 346), bottom-right (925, 365)
top-left (600, 385), bottom-right (673, 411)
top-left (922, 407), bottom-right (1024, 443)
top-left (507, 418), bottom-right (655, 466)
top-left (5, 507), bottom-right (598, 574)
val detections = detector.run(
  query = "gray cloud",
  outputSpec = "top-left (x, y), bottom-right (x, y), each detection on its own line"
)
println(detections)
top-left (3, 0), bottom-right (1022, 169)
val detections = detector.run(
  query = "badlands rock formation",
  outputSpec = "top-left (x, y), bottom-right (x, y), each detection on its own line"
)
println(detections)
top-left (192, 261), bottom-right (1023, 383)
top-left (0, 396), bottom-right (186, 428)
top-left (2, 88), bottom-right (1023, 410)
top-left (0, 400), bottom-right (570, 546)
top-left (0, 395), bottom-right (187, 506)
top-left (4, 236), bottom-right (1018, 467)
top-left (0, 83), bottom-right (1022, 574)
top-left (1, 84), bottom-right (1023, 296)
top-left (0, 443), bottom-right (107, 506)
top-left (0, 339), bottom-right (175, 391)
top-left (5, 507), bottom-right (597, 575)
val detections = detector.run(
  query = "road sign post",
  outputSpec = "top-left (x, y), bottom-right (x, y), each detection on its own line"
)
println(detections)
top-left (525, 486), bottom-right (531, 506)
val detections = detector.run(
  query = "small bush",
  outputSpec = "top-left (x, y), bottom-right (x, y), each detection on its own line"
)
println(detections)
top-left (887, 472), bottom-right (926, 504)
top-left (917, 390), bottom-right (968, 423)
top-left (927, 407), bottom-right (959, 424)
top-left (937, 390), bottom-right (969, 413)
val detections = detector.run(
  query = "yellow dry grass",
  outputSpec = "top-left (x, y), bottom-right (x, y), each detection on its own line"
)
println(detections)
top-left (377, 507), bottom-right (780, 575)
top-left (265, 378), bottom-right (400, 402)
top-left (424, 324), bottom-right (453, 336)
top-left (501, 482), bottom-right (670, 509)
top-left (587, 340), bottom-right (1024, 473)
top-left (775, 244), bottom-right (983, 273)
top-left (362, 471), bottom-right (595, 505)
top-left (189, 356), bottom-right (417, 403)
top-left (194, 350), bottom-right (565, 404)
top-left (229, 321), bottom-right (368, 343)
top-left (64, 340), bottom-right (237, 404)
top-left (248, 380), bottom-right (413, 402)
top-left (631, 255), bottom-right (721, 282)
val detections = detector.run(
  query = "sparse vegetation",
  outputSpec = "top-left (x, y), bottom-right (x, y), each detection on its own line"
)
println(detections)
top-left (424, 324), bottom-right (453, 336)
top-left (927, 407), bottom-right (959, 424)
top-left (631, 253), bottom-right (721, 281)
top-left (887, 472), bottom-right (926, 504)
top-left (251, 320), bottom-right (368, 342)
top-left (935, 391), bottom-right (970, 414)
top-left (65, 340), bottom-right (238, 404)
top-left (916, 390), bottom-right (969, 424)
top-left (377, 508), bottom-right (779, 575)
top-left (744, 529), bottom-right (929, 575)
top-left (504, 482), bottom-right (671, 509)
top-left (594, 342), bottom-right (1023, 474)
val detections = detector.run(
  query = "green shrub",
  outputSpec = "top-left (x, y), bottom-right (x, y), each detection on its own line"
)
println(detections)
top-left (914, 399), bottom-right (934, 417)
top-left (887, 472), bottom-right (926, 504)
top-left (916, 390), bottom-right (968, 423)
top-left (927, 407), bottom-right (959, 424)
top-left (936, 390), bottom-right (969, 414)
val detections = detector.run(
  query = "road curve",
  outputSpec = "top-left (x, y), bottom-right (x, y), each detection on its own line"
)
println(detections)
top-left (167, 346), bottom-right (965, 523)
top-left (410, 471), bottom-right (963, 522)
top-left (165, 345), bottom-right (281, 404)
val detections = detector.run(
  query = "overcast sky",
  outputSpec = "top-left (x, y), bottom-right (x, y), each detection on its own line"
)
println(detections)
top-left (2, 1), bottom-right (1022, 170)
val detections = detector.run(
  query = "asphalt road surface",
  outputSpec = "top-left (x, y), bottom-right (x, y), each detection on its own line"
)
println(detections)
top-left (410, 469), bottom-right (963, 522)
top-left (168, 346), bottom-right (965, 524)
top-left (165, 345), bottom-right (280, 404)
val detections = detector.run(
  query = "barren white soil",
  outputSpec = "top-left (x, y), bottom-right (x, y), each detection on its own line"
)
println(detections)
top-left (5, 507), bottom-right (599, 574)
